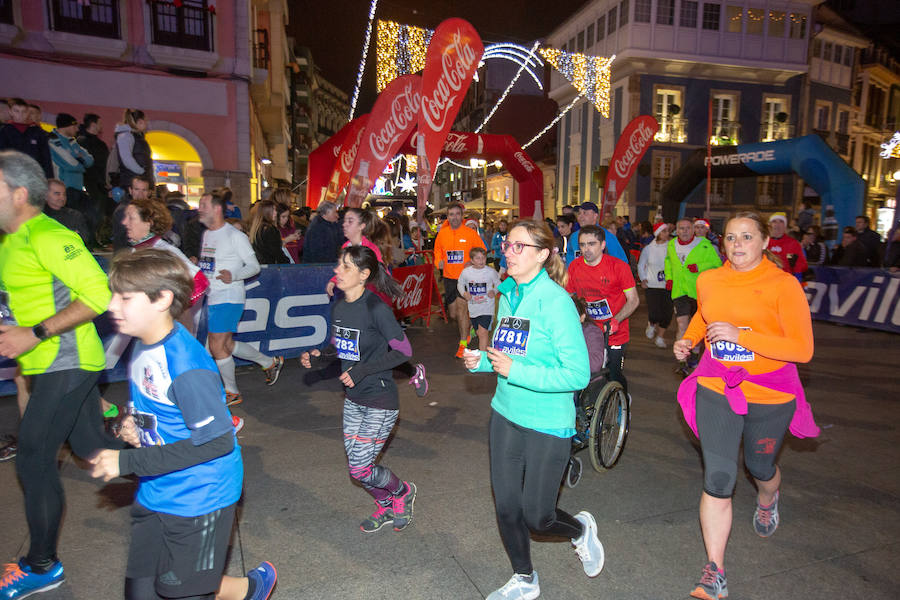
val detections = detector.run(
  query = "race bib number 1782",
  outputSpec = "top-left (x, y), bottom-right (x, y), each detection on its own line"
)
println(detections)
top-left (333, 326), bottom-right (361, 361)
top-left (492, 317), bottom-right (530, 357)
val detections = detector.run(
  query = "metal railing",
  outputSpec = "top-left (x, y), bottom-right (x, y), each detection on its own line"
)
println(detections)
top-left (654, 118), bottom-right (688, 143)
top-left (48, 0), bottom-right (119, 39)
top-left (150, 0), bottom-right (213, 52)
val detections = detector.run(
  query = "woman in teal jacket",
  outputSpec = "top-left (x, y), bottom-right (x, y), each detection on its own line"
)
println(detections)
top-left (464, 220), bottom-right (604, 600)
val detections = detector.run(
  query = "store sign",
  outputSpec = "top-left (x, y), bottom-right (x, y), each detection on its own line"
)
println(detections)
top-left (154, 161), bottom-right (184, 182)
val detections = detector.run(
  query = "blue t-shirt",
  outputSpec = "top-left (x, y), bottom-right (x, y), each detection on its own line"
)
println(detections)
top-left (566, 228), bottom-right (628, 265)
top-left (129, 323), bottom-right (243, 517)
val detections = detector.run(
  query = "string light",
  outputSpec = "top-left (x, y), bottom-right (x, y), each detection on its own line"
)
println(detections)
top-left (539, 48), bottom-right (614, 117)
top-left (376, 19), bottom-right (432, 91)
top-left (482, 43), bottom-right (545, 90)
top-left (524, 93), bottom-right (584, 149)
top-left (476, 41), bottom-right (541, 134)
top-left (349, 0), bottom-right (379, 120)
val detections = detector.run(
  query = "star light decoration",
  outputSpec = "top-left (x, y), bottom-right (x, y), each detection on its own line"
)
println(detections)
top-left (538, 48), bottom-right (615, 117)
top-left (397, 172), bottom-right (417, 194)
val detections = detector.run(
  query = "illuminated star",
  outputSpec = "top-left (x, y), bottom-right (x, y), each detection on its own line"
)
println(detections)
top-left (397, 173), bottom-right (417, 194)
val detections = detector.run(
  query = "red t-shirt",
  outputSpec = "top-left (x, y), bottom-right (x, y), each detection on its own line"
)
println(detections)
top-left (566, 255), bottom-right (635, 345)
top-left (766, 235), bottom-right (808, 275)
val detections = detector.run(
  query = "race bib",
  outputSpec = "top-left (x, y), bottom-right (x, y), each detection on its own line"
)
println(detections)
top-left (199, 255), bottom-right (215, 276)
top-left (492, 317), bottom-right (530, 357)
top-left (447, 250), bottom-right (464, 264)
top-left (468, 282), bottom-right (487, 296)
top-left (333, 325), bottom-right (361, 361)
top-left (0, 289), bottom-right (17, 325)
top-left (710, 328), bottom-right (754, 362)
top-left (586, 299), bottom-right (612, 321)
top-left (657, 270), bottom-right (665, 282)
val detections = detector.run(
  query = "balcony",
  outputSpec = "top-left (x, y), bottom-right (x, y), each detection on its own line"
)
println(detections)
top-left (654, 118), bottom-right (688, 144)
top-left (760, 121), bottom-right (794, 142)
top-left (150, 0), bottom-right (213, 52)
top-left (253, 28), bottom-right (269, 71)
top-left (49, 0), bottom-right (119, 39)
top-left (709, 120), bottom-right (741, 146)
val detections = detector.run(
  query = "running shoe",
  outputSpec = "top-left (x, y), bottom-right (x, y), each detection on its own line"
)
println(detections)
top-left (572, 511), bottom-right (605, 577)
top-left (246, 561), bottom-right (277, 600)
top-left (392, 481), bottom-right (417, 531)
top-left (225, 392), bottom-right (243, 407)
top-left (645, 323), bottom-right (655, 339)
top-left (0, 559), bottom-right (65, 599)
top-left (455, 343), bottom-right (467, 359)
top-left (263, 356), bottom-right (284, 386)
top-left (408, 363), bottom-right (429, 397)
top-left (360, 502), bottom-right (394, 533)
top-left (232, 415), bottom-right (244, 434)
top-left (690, 562), bottom-right (728, 600)
top-left (486, 571), bottom-right (540, 600)
top-left (753, 490), bottom-right (780, 537)
top-left (654, 336), bottom-right (667, 348)
top-left (0, 440), bottom-right (17, 462)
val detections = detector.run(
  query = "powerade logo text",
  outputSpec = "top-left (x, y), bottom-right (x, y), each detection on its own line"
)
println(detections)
top-left (704, 149), bottom-right (775, 167)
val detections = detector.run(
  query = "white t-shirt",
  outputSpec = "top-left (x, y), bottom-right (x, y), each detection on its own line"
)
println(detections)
top-left (637, 241), bottom-right (669, 289)
top-left (457, 265), bottom-right (500, 318)
top-left (150, 237), bottom-right (202, 279)
top-left (199, 224), bottom-right (260, 305)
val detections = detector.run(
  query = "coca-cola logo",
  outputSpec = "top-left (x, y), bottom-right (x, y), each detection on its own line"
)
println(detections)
top-left (340, 126), bottom-right (367, 173)
top-left (422, 29), bottom-right (479, 133)
top-left (369, 82), bottom-right (421, 161)
top-left (394, 273), bottom-right (426, 310)
top-left (443, 132), bottom-right (469, 154)
top-left (514, 151), bottom-right (534, 173)
top-left (613, 122), bottom-right (655, 179)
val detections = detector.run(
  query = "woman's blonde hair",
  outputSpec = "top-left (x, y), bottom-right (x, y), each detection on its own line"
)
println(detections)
top-left (508, 219), bottom-right (567, 287)
top-left (123, 108), bottom-right (146, 130)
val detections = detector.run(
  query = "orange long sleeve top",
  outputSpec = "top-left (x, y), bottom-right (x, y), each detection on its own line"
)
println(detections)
top-left (684, 258), bottom-right (814, 404)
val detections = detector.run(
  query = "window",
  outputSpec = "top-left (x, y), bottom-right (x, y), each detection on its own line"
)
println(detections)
top-left (762, 97), bottom-right (789, 141)
top-left (865, 85), bottom-right (885, 128)
top-left (711, 92), bottom-right (739, 144)
top-left (620, 0), bottom-right (630, 26)
top-left (756, 176), bottom-right (780, 207)
top-left (254, 28), bottom-right (269, 70)
top-left (812, 39), bottom-right (822, 58)
top-left (608, 7), bottom-right (618, 34)
top-left (681, 1), bottom-right (699, 28)
top-left (747, 7), bottom-right (763, 35)
top-left (789, 12), bottom-right (806, 39)
top-left (709, 179), bottom-right (733, 206)
top-left (832, 44), bottom-right (843, 64)
top-left (652, 153), bottom-right (678, 199)
top-left (568, 37), bottom-right (576, 51)
top-left (151, 0), bottom-right (214, 51)
top-left (658, 0), bottom-right (674, 25)
top-left (49, 0), bottom-right (120, 39)
top-left (823, 42), bottom-right (832, 62)
top-left (571, 165), bottom-right (580, 204)
top-left (837, 110), bottom-right (849, 134)
top-left (815, 103), bottom-right (831, 131)
top-left (0, 0), bottom-right (13, 25)
top-left (655, 89), bottom-right (687, 143)
top-left (577, 30), bottom-right (585, 52)
top-left (596, 16), bottom-right (606, 41)
top-left (768, 10), bottom-right (785, 37)
top-left (587, 23), bottom-right (595, 46)
top-left (635, 0), bottom-right (651, 23)
top-left (703, 3), bottom-right (721, 30)
top-left (843, 46), bottom-right (853, 66)
top-left (726, 5), bottom-right (743, 33)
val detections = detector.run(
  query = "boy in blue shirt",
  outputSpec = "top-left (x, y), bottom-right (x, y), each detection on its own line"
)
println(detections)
top-left (89, 248), bottom-right (276, 600)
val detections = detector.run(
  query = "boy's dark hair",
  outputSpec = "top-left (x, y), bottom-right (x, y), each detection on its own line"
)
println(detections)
top-left (109, 248), bottom-right (192, 317)
top-left (469, 246), bottom-right (487, 259)
top-left (8, 98), bottom-right (27, 108)
top-left (578, 224), bottom-right (606, 242)
top-left (205, 189), bottom-right (227, 212)
top-left (83, 113), bottom-right (101, 128)
top-left (557, 214), bottom-right (575, 226)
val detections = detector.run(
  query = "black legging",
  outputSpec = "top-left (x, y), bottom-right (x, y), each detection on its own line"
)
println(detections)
top-left (16, 369), bottom-right (113, 568)
top-left (607, 343), bottom-right (627, 395)
top-left (489, 411), bottom-right (583, 575)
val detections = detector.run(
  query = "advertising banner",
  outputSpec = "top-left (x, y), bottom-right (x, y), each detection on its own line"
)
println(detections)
top-left (806, 267), bottom-right (900, 333)
top-left (391, 263), bottom-right (445, 324)
top-left (346, 75), bottom-right (422, 208)
top-left (603, 115), bottom-right (658, 214)
top-left (305, 118), bottom-right (355, 209)
top-left (324, 114), bottom-right (370, 204)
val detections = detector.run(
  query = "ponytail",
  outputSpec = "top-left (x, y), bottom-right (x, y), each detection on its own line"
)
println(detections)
top-left (508, 219), bottom-right (568, 288)
top-left (339, 245), bottom-right (402, 299)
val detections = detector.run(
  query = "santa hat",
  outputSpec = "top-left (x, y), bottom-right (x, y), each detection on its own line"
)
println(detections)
top-left (653, 222), bottom-right (668, 238)
top-left (465, 219), bottom-right (479, 230)
top-left (694, 218), bottom-right (710, 229)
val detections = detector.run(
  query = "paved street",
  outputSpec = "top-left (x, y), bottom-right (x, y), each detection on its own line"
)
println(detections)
top-left (1, 305), bottom-right (898, 599)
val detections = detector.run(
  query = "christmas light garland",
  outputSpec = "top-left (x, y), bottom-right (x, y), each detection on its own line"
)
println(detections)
top-left (523, 93), bottom-right (584, 149)
top-left (349, 0), bottom-right (379, 120)
top-left (539, 48), bottom-right (615, 117)
top-left (475, 41), bottom-right (541, 134)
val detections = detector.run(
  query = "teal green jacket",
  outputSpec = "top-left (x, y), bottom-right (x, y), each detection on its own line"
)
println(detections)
top-left (663, 237), bottom-right (721, 300)
top-left (470, 269), bottom-right (590, 430)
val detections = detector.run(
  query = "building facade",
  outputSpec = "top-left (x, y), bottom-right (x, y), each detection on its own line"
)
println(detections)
top-left (0, 0), bottom-right (291, 209)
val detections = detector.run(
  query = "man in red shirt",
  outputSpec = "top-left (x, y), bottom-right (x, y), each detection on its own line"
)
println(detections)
top-left (566, 225), bottom-right (639, 393)
top-left (766, 212), bottom-right (807, 280)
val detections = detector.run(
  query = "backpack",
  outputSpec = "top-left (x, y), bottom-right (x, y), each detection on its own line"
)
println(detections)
top-left (106, 135), bottom-right (121, 187)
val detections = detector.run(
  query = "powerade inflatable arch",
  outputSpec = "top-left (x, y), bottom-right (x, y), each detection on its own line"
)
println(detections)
top-left (660, 135), bottom-right (865, 231)
top-left (307, 131), bottom-right (545, 218)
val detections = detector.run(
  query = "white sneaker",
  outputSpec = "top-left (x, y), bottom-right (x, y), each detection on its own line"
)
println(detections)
top-left (486, 571), bottom-right (540, 600)
top-left (654, 336), bottom-right (667, 348)
top-left (572, 511), bottom-right (605, 577)
top-left (645, 323), bottom-right (655, 339)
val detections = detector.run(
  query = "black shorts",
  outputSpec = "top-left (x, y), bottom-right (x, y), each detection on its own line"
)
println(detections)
top-left (471, 314), bottom-right (493, 331)
top-left (645, 288), bottom-right (674, 329)
top-left (673, 295), bottom-right (698, 318)
top-left (126, 501), bottom-right (236, 598)
top-left (443, 277), bottom-right (460, 307)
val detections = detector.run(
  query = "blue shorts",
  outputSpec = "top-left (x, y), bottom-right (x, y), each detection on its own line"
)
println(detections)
top-left (207, 303), bottom-right (244, 333)
top-left (471, 314), bottom-right (493, 332)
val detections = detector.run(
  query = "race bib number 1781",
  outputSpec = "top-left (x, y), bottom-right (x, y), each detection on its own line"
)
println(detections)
top-left (492, 317), bottom-right (530, 357)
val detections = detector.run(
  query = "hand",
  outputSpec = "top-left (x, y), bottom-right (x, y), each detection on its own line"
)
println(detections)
top-left (488, 290), bottom-right (496, 298)
top-left (706, 321), bottom-right (740, 344)
top-left (0, 325), bottom-right (41, 359)
top-left (326, 281), bottom-right (336, 297)
top-left (687, 264), bottom-right (699, 273)
top-left (606, 317), bottom-right (620, 336)
top-left (462, 350), bottom-right (481, 369)
top-left (640, 280), bottom-right (648, 289)
top-left (89, 449), bottom-right (121, 482)
top-left (673, 339), bottom-right (693, 360)
top-left (486, 347), bottom-right (512, 378)
top-left (665, 279), bottom-right (673, 291)
top-left (216, 269), bottom-right (233, 284)
top-left (462, 291), bottom-right (471, 301)
top-left (339, 369), bottom-right (355, 388)
top-left (300, 349), bottom-right (320, 368)
top-left (117, 415), bottom-right (140, 447)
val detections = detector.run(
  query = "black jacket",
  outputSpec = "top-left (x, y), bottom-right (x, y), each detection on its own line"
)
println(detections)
top-left (0, 123), bottom-right (53, 177)
top-left (77, 130), bottom-right (110, 198)
top-left (301, 216), bottom-right (343, 263)
top-left (252, 223), bottom-right (290, 264)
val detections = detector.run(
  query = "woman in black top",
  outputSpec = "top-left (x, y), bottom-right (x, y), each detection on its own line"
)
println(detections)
top-left (248, 200), bottom-right (289, 264)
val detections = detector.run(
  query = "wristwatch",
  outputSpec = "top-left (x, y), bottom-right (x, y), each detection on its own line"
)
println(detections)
top-left (32, 323), bottom-right (49, 341)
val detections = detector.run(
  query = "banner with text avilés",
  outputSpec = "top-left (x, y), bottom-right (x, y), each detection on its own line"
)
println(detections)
top-left (324, 114), bottom-right (369, 204)
top-left (416, 18), bottom-right (483, 222)
top-left (346, 75), bottom-right (422, 207)
top-left (602, 115), bottom-right (658, 215)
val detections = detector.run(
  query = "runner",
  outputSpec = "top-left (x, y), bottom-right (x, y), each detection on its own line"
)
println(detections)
top-left (765, 212), bottom-right (808, 279)
top-left (197, 190), bottom-right (284, 406)
top-left (463, 220), bottom-right (603, 600)
top-left (673, 212), bottom-right (818, 600)
top-left (91, 249), bottom-right (276, 600)
top-left (664, 217), bottom-right (722, 373)
top-left (457, 247), bottom-right (500, 352)
top-left (432, 202), bottom-right (486, 358)
top-left (0, 151), bottom-right (116, 599)
top-left (301, 246), bottom-right (418, 533)
top-left (566, 225), bottom-right (639, 394)
top-left (637, 222), bottom-right (674, 348)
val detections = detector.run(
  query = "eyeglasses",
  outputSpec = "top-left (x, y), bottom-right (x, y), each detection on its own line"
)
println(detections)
top-left (501, 240), bottom-right (543, 254)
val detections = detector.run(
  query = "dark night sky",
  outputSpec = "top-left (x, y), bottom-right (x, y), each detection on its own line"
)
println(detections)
top-left (290, 0), bottom-right (589, 113)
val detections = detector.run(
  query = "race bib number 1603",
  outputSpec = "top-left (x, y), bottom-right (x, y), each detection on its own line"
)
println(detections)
top-left (492, 317), bottom-right (530, 357)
